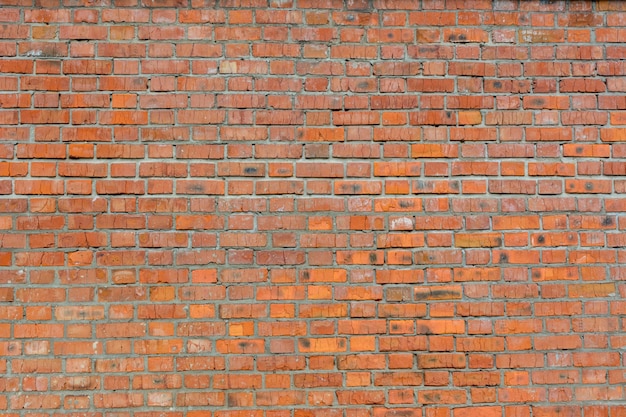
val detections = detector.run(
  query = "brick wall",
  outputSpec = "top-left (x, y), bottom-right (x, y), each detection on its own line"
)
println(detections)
top-left (2, 0), bottom-right (626, 415)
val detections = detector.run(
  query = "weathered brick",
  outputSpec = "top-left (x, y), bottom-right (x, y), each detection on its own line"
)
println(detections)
top-left (1, 3), bottom-right (624, 416)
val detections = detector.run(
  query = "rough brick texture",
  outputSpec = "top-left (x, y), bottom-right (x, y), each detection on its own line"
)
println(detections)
top-left (1, 0), bottom-right (626, 415)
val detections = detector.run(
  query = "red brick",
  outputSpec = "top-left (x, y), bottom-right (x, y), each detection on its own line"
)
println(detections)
top-left (1, 4), bottom-right (624, 415)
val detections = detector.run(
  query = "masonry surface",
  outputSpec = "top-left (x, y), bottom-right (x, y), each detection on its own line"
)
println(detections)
top-left (1, 0), bottom-right (626, 415)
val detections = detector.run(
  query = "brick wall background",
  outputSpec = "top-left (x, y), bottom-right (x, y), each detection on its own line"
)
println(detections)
top-left (1, 0), bottom-right (626, 415)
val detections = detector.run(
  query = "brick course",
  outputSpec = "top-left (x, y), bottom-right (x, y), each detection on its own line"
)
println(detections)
top-left (1, 0), bottom-right (626, 415)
